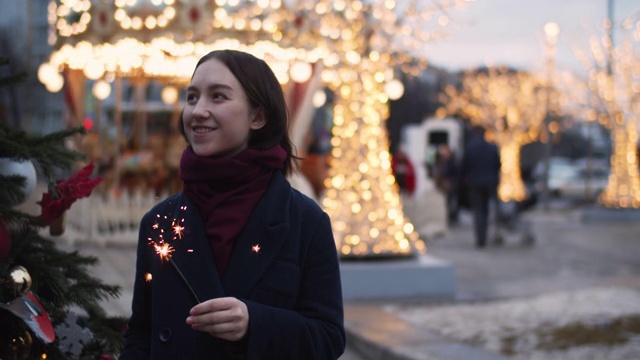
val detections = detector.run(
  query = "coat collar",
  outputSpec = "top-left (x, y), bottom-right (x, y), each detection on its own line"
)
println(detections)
top-left (222, 172), bottom-right (291, 297)
top-left (167, 172), bottom-right (292, 301)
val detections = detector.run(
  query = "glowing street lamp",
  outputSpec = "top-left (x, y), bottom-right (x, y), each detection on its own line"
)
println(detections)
top-left (160, 86), bottom-right (179, 105)
top-left (540, 21), bottom-right (560, 210)
top-left (92, 80), bottom-right (111, 101)
top-left (385, 79), bottom-right (405, 101)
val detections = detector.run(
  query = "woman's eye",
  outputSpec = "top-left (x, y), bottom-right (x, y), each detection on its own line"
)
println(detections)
top-left (212, 92), bottom-right (226, 100)
top-left (186, 93), bottom-right (198, 102)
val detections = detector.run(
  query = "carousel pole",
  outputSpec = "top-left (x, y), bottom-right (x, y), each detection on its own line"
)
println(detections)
top-left (114, 75), bottom-right (123, 190)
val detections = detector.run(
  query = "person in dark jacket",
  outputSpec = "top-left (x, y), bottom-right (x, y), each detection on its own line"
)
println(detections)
top-left (461, 126), bottom-right (501, 248)
top-left (119, 50), bottom-right (345, 359)
top-left (433, 143), bottom-right (459, 224)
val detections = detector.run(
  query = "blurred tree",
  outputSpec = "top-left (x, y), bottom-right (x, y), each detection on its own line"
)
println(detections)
top-left (439, 67), bottom-right (549, 202)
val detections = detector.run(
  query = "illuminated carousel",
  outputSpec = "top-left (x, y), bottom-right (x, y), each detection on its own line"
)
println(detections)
top-left (39, 0), bottom-right (470, 259)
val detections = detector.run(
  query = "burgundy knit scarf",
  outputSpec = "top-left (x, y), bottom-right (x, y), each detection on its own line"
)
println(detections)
top-left (179, 145), bottom-right (287, 278)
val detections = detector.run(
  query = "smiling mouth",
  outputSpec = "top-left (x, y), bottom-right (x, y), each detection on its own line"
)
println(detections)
top-left (192, 126), bottom-right (216, 134)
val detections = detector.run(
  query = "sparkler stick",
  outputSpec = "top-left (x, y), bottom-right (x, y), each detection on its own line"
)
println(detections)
top-left (169, 257), bottom-right (201, 303)
top-left (152, 242), bottom-right (201, 304)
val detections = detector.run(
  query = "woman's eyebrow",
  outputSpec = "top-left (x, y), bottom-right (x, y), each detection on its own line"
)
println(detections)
top-left (187, 83), bottom-right (233, 92)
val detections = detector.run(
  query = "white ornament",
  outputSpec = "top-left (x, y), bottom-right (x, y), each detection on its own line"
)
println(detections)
top-left (0, 158), bottom-right (37, 206)
top-left (55, 312), bottom-right (94, 358)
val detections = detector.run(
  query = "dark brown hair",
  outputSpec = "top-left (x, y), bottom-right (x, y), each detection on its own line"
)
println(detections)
top-left (180, 49), bottom-right (297, 175)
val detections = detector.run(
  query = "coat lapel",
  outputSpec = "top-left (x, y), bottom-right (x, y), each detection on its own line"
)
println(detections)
top-left (222, 173), bottom-right (291, 298)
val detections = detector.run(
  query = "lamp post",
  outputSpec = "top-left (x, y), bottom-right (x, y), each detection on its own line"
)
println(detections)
top-left (541, 21), bottom-right (559, 210)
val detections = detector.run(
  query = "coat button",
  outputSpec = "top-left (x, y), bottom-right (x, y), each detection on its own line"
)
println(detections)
top-left (159, 327), bottom-right (172, 342)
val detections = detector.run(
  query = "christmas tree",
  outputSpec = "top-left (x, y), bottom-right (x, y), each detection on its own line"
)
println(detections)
top-left (0, 55), bottom-right (126, 359)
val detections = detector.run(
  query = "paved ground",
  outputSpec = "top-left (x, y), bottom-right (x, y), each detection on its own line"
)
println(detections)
top-left (62, 202), bottom-right (640, 359)
top-left (423, 206), bottom-right (640, 301)
top-left (343, 204), bottom-right (640, 359)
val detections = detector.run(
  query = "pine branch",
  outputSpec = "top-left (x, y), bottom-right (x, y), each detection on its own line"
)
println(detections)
top-left (0, 124), bottom-right (32, 159)
top-left (80, 310), bottom-right (127, 358)
top-left (0, 124), bottom-right (87, 182)
top-left (0, 174), bottom-right (30, 206)
top-left (6, 228), bottom-right (121, 314)
top-left (0, 207), bottom-right (45, 229)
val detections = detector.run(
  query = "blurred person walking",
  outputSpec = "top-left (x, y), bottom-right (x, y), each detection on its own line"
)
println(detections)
top-left (461, 126), bottom-right (501, 248)
top-left (433, 143), bottom-right (459, 225)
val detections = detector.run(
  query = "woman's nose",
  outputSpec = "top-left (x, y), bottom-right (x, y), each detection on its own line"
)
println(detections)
top-left (191, 101), bottom-right (209, 118)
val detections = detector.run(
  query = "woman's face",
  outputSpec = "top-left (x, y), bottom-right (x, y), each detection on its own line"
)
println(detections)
top-left (183, 58), bottom-right (265, 158)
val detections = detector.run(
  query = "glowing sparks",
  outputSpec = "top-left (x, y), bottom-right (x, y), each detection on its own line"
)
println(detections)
top-left (149, 209), bottom-right (187, 259)
top-left (173, 224), bottom-right (185, 239)
top-left (251, 244), bottom-right (261, 254)
top-left (153, 242), bottom-right (174, 262)
top-left (146, 207), bottom-right (200, 303)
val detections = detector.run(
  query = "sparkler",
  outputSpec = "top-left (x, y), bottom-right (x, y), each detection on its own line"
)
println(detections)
top-left (148, 209), bottom-right (201, 303)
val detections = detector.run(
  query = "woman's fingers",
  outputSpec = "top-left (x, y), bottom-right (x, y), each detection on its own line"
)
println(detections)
top-left (186, 297), bottom-right (249, 341)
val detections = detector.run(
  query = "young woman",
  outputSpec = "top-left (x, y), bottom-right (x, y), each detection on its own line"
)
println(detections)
top-left (120, 50), bottom-right (345, 359)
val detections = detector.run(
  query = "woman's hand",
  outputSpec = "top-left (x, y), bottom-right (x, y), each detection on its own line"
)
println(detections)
top-left (186, 297), bottom-right (249, 341)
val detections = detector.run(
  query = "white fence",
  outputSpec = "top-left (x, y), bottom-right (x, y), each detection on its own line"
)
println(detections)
top-left (60, 175), bottom-right (448, 246)
top-left (64, 189), bottom-right (167, 246)
top-left (59, 173), bottom-right (314, 247)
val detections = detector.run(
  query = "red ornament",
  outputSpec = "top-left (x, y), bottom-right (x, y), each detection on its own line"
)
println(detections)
top-left (0, 221), bottom-right (9, 261)
top-left (0, 291), bottom-right (55, 343)
top-left (83, 117), bottom-right (94, 131)
top-left (38, 163), bottom-right (102, 225)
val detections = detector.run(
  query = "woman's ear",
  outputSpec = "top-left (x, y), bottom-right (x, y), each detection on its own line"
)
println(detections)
top-left (250, 108), bottom-right (267, 130)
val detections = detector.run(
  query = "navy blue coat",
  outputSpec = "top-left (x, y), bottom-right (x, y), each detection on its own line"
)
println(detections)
top-left (461, 136), bottom-right (501, 188)
top-left (120, 172), bottom-right (346, 359)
